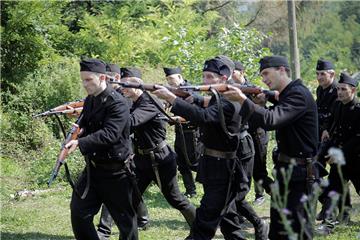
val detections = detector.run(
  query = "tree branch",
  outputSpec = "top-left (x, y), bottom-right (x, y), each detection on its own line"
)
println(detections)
top-left (244, 4), bottom-right (263, 27)
top-left (202, 1), bottom-right (231, 14)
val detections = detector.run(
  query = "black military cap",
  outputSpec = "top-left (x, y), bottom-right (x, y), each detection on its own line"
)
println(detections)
top-left (259, 55), bottom-right (289, 72)
top-left (106, 63), bottom-right (121, 74)
top-left (338, 72), bottom-right (358, 87)
top-left (234, 61), bottom-right (245, 71)
top-left (203, 58), bottom-right (231, 79)
top-left (215, 55), bottom-right (235, 72)
top-left (163, 67), bottom-right (182, 77)
top-left (120, 67), bottom-right (142, 79)
top-left (316, 59), bottom-right (335, 71)
top-left (80, 58), bottom-right (106, 74)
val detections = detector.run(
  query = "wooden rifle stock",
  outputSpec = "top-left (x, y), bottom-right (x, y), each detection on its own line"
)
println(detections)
top-left (33, 99), bottom-right (84, 118)
top-left (47, 115), bottom-right (83, 186)
top-left (108, 81), bottom-right (191, 98)
top-left (179, 83), bottom-right (275, 97)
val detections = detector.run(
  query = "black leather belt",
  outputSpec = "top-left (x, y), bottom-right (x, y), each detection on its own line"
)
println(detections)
top-left (204, 148), bottom-right (237, 159)
top-left (137, 140), bottom-right (167, 155)
top-left (277, 152), bottom-right (313, 165)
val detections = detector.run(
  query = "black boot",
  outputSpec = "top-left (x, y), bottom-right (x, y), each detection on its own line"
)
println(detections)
top-left (237, 200), bottom-right (268, 240)
top-left (137, 201), bottom-right (150, 230)
top-left (182, 171), bottom-right (196, 198)
top-left (180, 205), bottom-right (196, 227)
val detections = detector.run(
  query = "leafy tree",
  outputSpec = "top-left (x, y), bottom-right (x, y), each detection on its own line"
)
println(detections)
top-left (1, 1), bottom-right (68, 93)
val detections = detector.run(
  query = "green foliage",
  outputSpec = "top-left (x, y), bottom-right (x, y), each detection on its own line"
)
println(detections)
top-left (1, 1), bottom-right (68, 91)
top-left (1, 57), bottom-right (84, 186)
top-left (217, 23), bottom-right (272, 85)
top-left (296, 1), bottom-right (359, 86)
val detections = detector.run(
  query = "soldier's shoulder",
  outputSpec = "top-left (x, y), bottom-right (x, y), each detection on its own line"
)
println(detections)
top-left (107, 88), bottom-right (123, 100)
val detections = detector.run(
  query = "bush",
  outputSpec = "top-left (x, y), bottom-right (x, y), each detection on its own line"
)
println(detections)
top-left (1, 57), bottom-right (85, 187)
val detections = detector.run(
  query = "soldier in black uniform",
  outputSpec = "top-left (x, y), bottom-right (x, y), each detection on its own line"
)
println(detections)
top-left (233, 60), bottom-right (272, 204)
top-left (154, 57), bottom-right (252, 240)
top-left (96, 64), bottom-right (138, 240)
top-left (163, 67), bottom-right (201, 198)
top-left (217, 58), bottom-right (268, 240)
top-left (121, 68), bottom-right (196, 228)
top-left (223, 56), bottom-right (320, 240)
top-left (315, 59), bottom-right (339, 221)
top-left (315, 59), bottom-right (338, 144)
top-left (316, 73), bottom-right (360, 235)
top-left (65, 59), bottom-right (138, 240)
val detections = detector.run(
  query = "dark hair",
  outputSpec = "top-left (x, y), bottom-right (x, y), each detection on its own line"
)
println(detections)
top-left (275, 66), bottom-right (291, 78)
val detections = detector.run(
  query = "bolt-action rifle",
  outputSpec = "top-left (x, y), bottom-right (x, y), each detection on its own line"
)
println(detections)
top-left (109, 81), bottom-right (275, 98)
top-left (47, 115), bottom-right (83, 186)
top-left (33, 99), bottom-right (84, 118)
top-left (179, 83), bottom-right (275, 97)
top-left (108, 81), bottom-right (192, 98)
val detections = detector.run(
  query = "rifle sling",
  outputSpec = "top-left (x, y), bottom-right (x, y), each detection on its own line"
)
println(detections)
top-left (210, 88), bottom-right (237, 139)
top-left (143, 91), bottom-right (194, 168)
top-left (177, 123), bottom-right (194, 168)
top-left (64, 160), bottom-right (90, 200)
top-left (54, 114), bottom-right (67, 139)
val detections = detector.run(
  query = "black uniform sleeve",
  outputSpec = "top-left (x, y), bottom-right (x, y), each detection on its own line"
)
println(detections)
top-left (240, 91), bottom-right (308, 131)
top-left (78, 99), bottom-right (129, 154)
top-left (171, 97), bottom-right (234, 125)
top-left (342, 114), bottom-right (360, 159)
top-left (130, 100), bottom-right (158, 128)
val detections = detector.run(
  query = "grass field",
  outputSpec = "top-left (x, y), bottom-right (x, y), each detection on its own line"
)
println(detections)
top-left (1, 154), bottom-right (359, 240)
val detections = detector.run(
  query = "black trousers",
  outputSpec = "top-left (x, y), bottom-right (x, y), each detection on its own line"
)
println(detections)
top-left (135, 149), bottom-right (194, 213)
top-left (269, 177), bottom-right (312, 240)
top-left (188, 156), bottom-right (248, 240)
top-left (319, 164), bottom-right (354, 220)
top-left (175, 143), bottom-right (196, 194)
top-left (97, 147), bottom-right (195, 236)
top-left (220, 134), bottom-right (263, 239)
top-left (251, 128), bottom-right (273, 195)
top-left (70, 167), bottom-right (138, 240)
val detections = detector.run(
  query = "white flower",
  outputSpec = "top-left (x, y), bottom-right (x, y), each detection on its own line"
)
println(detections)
top-left (327, 147), bottom-right (346, 165)
top-left (300, 194), bottom-right (308, 203)
top-left (320, 178), bottom-right (329, 188)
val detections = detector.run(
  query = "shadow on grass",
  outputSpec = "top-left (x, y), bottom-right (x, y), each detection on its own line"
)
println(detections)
top-left (0, 232), bottom-right (73, 240)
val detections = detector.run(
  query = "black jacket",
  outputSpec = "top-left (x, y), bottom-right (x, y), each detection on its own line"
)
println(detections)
top-left (240, 79), bottom-right (318, 158)
top-left (329, 98), bottom-right (360, 165)
top-left (171, 94), bottom-right (247, 186)
top-left (130, 93), bottom-right (166, 150)
top-left (172, 95), bottom-right (242, 152)
top-left (316, 81), bottom-right (338, 135)
top-left (78, 85), bottom-right (131, 164)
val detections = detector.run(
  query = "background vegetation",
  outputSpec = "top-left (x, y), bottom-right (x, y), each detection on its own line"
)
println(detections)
top-left (1, 1), bottom-right (359, 239)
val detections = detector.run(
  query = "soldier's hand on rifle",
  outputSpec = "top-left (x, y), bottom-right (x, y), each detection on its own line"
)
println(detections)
top-left (152, 86), bottom-right (177, 104)
top-left (65, 139), bottom-right (79, 154)
top-left (222, 85), bottom-right (247, 104)
top-left (185, 95), bottom-right (194, 104)
top-left (253, 93), bottom-right (267, 106)
top-left (321, 130), bottom-right (330, 142)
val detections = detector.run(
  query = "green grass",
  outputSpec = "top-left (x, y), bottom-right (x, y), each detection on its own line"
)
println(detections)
top-left (1, 151), bottom-right (359, 240)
